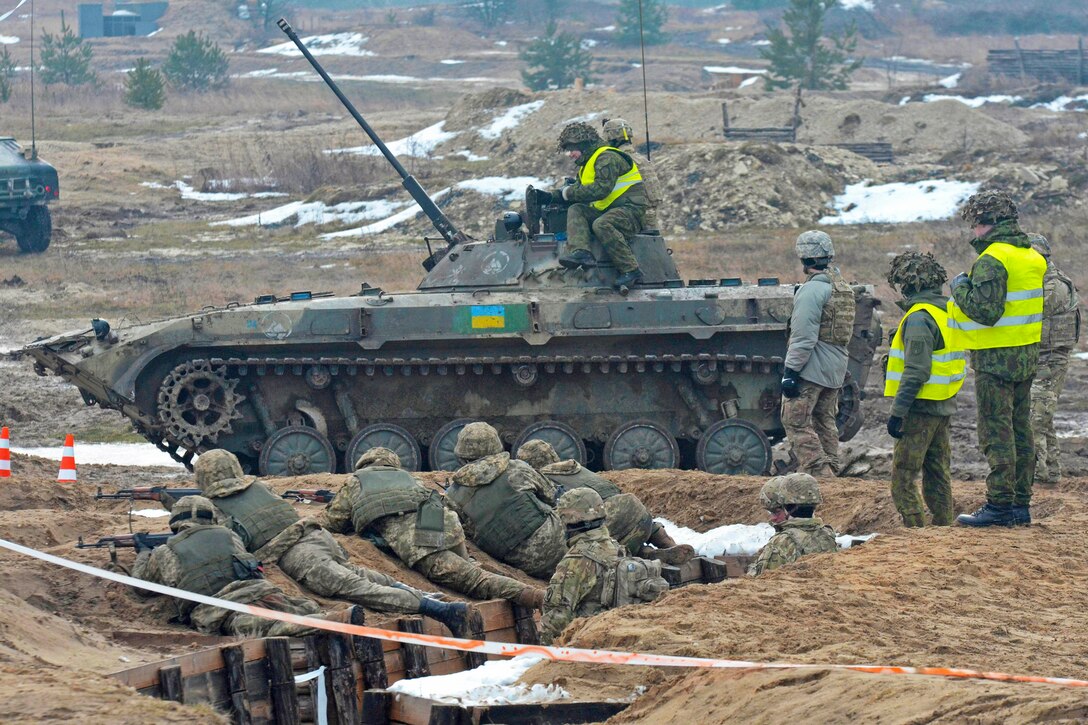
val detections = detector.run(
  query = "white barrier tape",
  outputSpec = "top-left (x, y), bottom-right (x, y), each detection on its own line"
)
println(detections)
top-left (3, 537), bottom-right (1087, 688)
top-left (295, 666), bottom-right (328, 725)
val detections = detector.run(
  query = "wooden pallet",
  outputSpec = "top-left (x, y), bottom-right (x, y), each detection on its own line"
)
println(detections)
top-left (362, 690), bottom-right (630, 725)
top-left (987, 40), bottom-right (1087, 83)
top-left (831, 142), bottom-right (895, 164)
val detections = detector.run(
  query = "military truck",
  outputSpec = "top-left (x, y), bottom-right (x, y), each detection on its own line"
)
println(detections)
top-left (0, 137), bottom-right (58, 253)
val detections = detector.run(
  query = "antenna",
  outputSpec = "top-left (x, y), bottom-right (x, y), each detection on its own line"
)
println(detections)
top-left (637, 0), bottom-right (651, 160)
top-left (29, 0), bottom-right (36, 158)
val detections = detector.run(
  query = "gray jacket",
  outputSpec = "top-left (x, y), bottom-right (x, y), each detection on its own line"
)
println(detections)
top-left (784, 270), bottom-right (849, 389)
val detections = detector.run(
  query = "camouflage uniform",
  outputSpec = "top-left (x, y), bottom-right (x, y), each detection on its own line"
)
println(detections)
top-left (950, 219), bottom-right (1039, 508)
top-left (602, 118), bottom-right (663, 230)
top-left (1029, 236), bottom-right (1080, 485)
top-left (540, 525), bottom-right (622, 644)
top-left (133, 496), bottom-right (322, 638)
top-left (316, 463), bottom-right (533, 604)
top-left (190, 450), bottom-right (424, 615)
top-left (747, 473), bottom-right (837, 576)
top-left (781, 232), bottom-right (855, 476)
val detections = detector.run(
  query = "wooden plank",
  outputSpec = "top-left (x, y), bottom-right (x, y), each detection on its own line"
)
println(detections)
top-left (472, 700), bottom-right (629, 723)
top-left (427, 703), bottom-right (468, 725)
top-left (356, 636), bottom-right (390, 691)
top-left (715, 554), bottom-right (754, 578)
top-left (463, 606), bottom-right (487, 670)
top-left (327, 634), bottom-right (361, 725)
top-left (111, 638), bottom-right (268, 690)
top-left (268, 637), bottom-right (301, 725)
top-left (511, 604), bottom-right (539, 645)
top-left (223, 644), bottom-right (253, 725)
top-left (698, 556), bottom-right (728, 584)
top-left (660, 563), bottom-right (682, 588)
top-left (244, 656), bottom-right (274, 725)
top-left (398, 618), bottom-right (431, 679)
top-left (389, 692), bottom-right (435, 725)
top-left (362, 689), bottom-right (393, 725)
top-left (110, 630), bottom-right (236, 649)
top-left (160, 664), bottom-right (184, 703)
top-left (302, 637), bottom-right (325, 725)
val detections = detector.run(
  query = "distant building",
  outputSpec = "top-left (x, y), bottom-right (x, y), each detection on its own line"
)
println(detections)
top-left (78, 2), bottom-right (168, 38)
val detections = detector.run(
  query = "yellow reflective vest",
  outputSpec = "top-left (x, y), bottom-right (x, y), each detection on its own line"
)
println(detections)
top-left (947, 242), bottom-right (1046, 350)
top-left (884, 303), bottom-right (966, 401)
top-left (579, 146), bottom-right (642, 211)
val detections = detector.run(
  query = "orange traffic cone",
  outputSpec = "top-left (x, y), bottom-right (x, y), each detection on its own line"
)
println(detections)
top-left (57, 434), bottom-right (77, 483)
top-left (0, 427), bottom-right (9, 478)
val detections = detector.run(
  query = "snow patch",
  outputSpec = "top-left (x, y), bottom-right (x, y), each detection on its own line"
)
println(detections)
top-left (235, 68), bottom-right (281, 78)
top-left (259, 32), bottom-right (375, 57)
top-left (213, 199), bottom-right (406, 228)
top-left (841, 0), bottom-right (874, 9)
top-left (716, 38), bottom-right (731, 45)
top-left (837, 533), bottom-right (878, 548)
top-left (440, 59), bottom-right (465, 65)
top-left (132, 509), bottom-right (171, 518)
top-left (449, 149), bottom-right (489, 162)
top-left (594, 25), bottom-right (616, 32)
top-left (751, 39), bottom-right (771, 46)
top-left (921, 94), bottom-right (1022, 108)
top-left (820, 179), bottom-right (981, 225)
top-left (739, 77), bottom-right (761, 88)
top-left (1031, 94), bottom-right (1088, 112)
top-left (329, 121), bottom-right (456, 158)
top-left (322, 188), bottom-right (452, 238)
top-left (478, 101), bottom-right (545, 140)
top-left (938, 72), bottom-right (961, 88)
top-left (456, 176), bottom-right (551, 202)
top-left (0, 34), bottom-right (18, 44)
top-left (564, 111), bottom-right (602, 124)
top-left (1076, 352), bottom-right (1088, 360)
top-left (387, 656), bottom-right (569, 705)
top-left (656, 519), bottom-right (775, 557)
top-left (11, 443), bottom-right (186, 468)
top-left (581, 39), bottom-right (598, 49)
top-left (703, 66), bottom-right (767, 75)
top-left (175, 181), bottom-right (247, 202)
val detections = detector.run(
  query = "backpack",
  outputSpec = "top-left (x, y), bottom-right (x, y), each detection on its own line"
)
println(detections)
top-left (600, 556), bottom-right (669, 607)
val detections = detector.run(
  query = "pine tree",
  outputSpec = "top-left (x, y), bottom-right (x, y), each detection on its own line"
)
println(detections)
top-left (0, 46), bottom-right (14, 103)
top-left (759, 0), bottom-right (862, 130)
top-left (39, 11), bottom-right (96, 87)
top-left (163, 31), bottom-right (229, 92)
top-left (615, 0), bottom-right (668, 46)
top-left (124, 58), bottom-right (166, 110)
top-left (519, 21), bottom-right (594, 91)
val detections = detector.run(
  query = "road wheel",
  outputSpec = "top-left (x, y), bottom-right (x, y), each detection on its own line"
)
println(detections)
top-left (696, 419), bottom-right (772, 475)
top-left (16, 206), bottom-right (51, 254)
top-left (513, 420), bottom-right (586, 466)
top-left (603, 419), bottom-right (679, 471)
top-left (346, 423), bottom-right (422, 472)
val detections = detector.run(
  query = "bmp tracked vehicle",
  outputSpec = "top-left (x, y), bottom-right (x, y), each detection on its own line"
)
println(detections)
top-left (0, 137), bottom-right (58, 253)
top-left (25, 21), bottom-right (880, 476)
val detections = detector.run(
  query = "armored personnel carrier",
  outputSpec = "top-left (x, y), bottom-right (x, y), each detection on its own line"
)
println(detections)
top-left (0, 136), bottom-right (58, 253)
top-left (25, 22), bottom-right (880, 477)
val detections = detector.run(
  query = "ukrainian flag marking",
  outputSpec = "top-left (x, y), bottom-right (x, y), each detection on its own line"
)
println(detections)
top-left (471, 305), bottom-right (506, 329)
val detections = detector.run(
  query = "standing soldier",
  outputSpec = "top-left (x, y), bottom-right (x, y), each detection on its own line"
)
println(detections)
top-left (447, 422), bottom-right (567, 579)
top-left (1028, 233), bottom-right (1080, 486)
top-left (600, 118), bottom-right (663, 231)
top-left (541, 489), bottom-right (668, 644)
top-left (780, 231), bottom-right (856, 477)
top-left (883, 252), bottom-right (966, 527)
top-left (516, 439), bottom-right (693, 564)
top-left (949, 191), bottom-right (1047, 527)
top-left (552, 121), bottom-right (649, 289)
top-left (747, 474), bottom-right (837, 576)
top-left (317, 447), bottom-right (544, 609)
top-left (189, 449), bottom-right (468, 632)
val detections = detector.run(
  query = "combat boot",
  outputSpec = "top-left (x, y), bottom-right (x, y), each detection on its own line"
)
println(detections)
top-left (614, 268), bottom-right (643, 289)
top-left (1012, 505), bottom-right (1032, 526)
top-left (514, 586), bottom-right (545, 609)
top-left (900, 513), bottom-right (925, 528)
top-left (955, 502), bottom-right (1018, 527)
top-left (559, 250), bottom-right (597, 269)
top-left (639, 544), bottom-right (696, 566)
top-left (418, 598), bottom-right (470, 636)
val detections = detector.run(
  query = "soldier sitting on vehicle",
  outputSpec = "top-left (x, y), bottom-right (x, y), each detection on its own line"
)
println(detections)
top-left (747, 473), bottom-right (838, 576)
top-left (446, 423), bottom-right (567, 579)
top-left (187, 449), bottom-right (469, 634)
top-left (316, 447), bottom-right (544, 610)
top-left (600, 118), bottom-right (663, 231)
top-left (516, 439), bottom-right (694, 565)
top-left (133, 495), bottom-right (343, 637)
top-left (541, 489), bottom-right (669, 644)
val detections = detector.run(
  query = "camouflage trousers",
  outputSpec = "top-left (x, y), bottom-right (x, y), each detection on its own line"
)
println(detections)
top-left (191, 579), bottom-right (323, 638)
top-left (414, 543), bottom-right (527, 602)
top-left (976, 372), bottom-right (1035, 507)
top-left (890, 413), bottom-right (953, 527)
top-left (1030, 348), bottom-right (1070, 484)
top-left (781, 380), bottom-right (841, 475)
top-left (565, 203), bottom-right (643, 273)
top-left (278, 528), bottom-right (422, 614)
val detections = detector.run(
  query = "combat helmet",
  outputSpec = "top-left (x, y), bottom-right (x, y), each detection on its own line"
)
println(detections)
top-left (195, 449), bottom-right (245, 488)
top-left (886, 251), bottom-right (948, 293)
top-left (516, 439), bottom-right (561, 470)
top-left (557, 488), bottom-right (606, 525)
top-left (759, 473), bottom-right (822, 511)
top-left (1028, 233), bottom-right (1051, 259)
top-left (169, 495), bottom-right (218, 532)
top-left (557, 122), bottom-right (602, 152)
top-left (454, 422), bottom-right (503, 462)
top-left (795, 230), bottom-right (834, 263)
top-left (602, 118), bottom-right (634, 145)
top-left (355, 446), bottom-right (401, 470)
top-left (959, 190), bottom-right (1018, 226)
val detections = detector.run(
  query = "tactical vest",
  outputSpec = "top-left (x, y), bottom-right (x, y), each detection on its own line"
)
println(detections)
top-left (447, 469), bottom-right (549, 559)
top-left (884, 303), bottom-right (967, 401)
top-left (816, 269), bottom-right (856, 346)
top-left (350, 467), bottom-right (429, 533)
top-left (548, 466), bottom-right (622, 500)
top-left (1042, 267), bottom-right (1081, 349)
top-left (947, 242), bottom-right (1046, 349)
top-left (579, 146), bottom-right (643, 211)
top-left (781, 524), bottom-right (838, 556)
top-left (213, 481), bottom-right (299, 553)
top-left (169, 526), bottom-right (260, 598)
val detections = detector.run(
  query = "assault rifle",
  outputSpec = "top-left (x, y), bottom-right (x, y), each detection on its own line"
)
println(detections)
top-left (77, 532), bottom-right (172, 551)
top-left (282, 489), bottom-right (335, 503)
top-left (95, 486), bottom-right (202, 501)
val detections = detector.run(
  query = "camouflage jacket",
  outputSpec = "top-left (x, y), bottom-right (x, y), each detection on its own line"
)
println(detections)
top-left (1041, 262), bottom-right (1080, 351)
top-left (784, 268), bottom-right (851, 389)
top-left (565, 144), bottom-right (650, 210)
top-left (889, 290), bottom-right (958, 419)
top-left (951, 221), bottom-right (1039, 381)
top-left (316, 475), bottom-right (465, 567)
top-left (540, 526), bottom-right (622, 644)
top-left (190, 579), bottom-right (322, 636)
top-left (747, 518), bottom-right (837, 576)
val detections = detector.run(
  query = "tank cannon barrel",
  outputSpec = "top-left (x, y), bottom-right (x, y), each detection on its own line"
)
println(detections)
top-left (277, 18), bottom-right (467, 256)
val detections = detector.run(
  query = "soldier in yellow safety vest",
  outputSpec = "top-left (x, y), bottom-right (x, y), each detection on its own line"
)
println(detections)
top-left (884, 252), bottom-right (966, 527)
top-left (948, 191), bottom-right (1047, 527)
top-left (552, 122), bottom-right (649, 289)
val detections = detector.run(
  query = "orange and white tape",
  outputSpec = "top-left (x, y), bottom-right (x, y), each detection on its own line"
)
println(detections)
top-left (1, 536), bottom-right (1085, 688)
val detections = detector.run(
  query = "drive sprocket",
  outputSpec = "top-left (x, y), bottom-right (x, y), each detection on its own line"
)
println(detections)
top-left (156, 360), bottom-right (244, 447)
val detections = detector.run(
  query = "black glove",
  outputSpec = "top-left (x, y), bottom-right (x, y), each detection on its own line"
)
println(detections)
top-left (886, 415), bottom-right (904, 439)
top-left (132, 532), bottom-right (154, 553)
top-left (949, 272), bottom-right (969, 292)
top-left (780, 368), bottom-right (801, 399)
